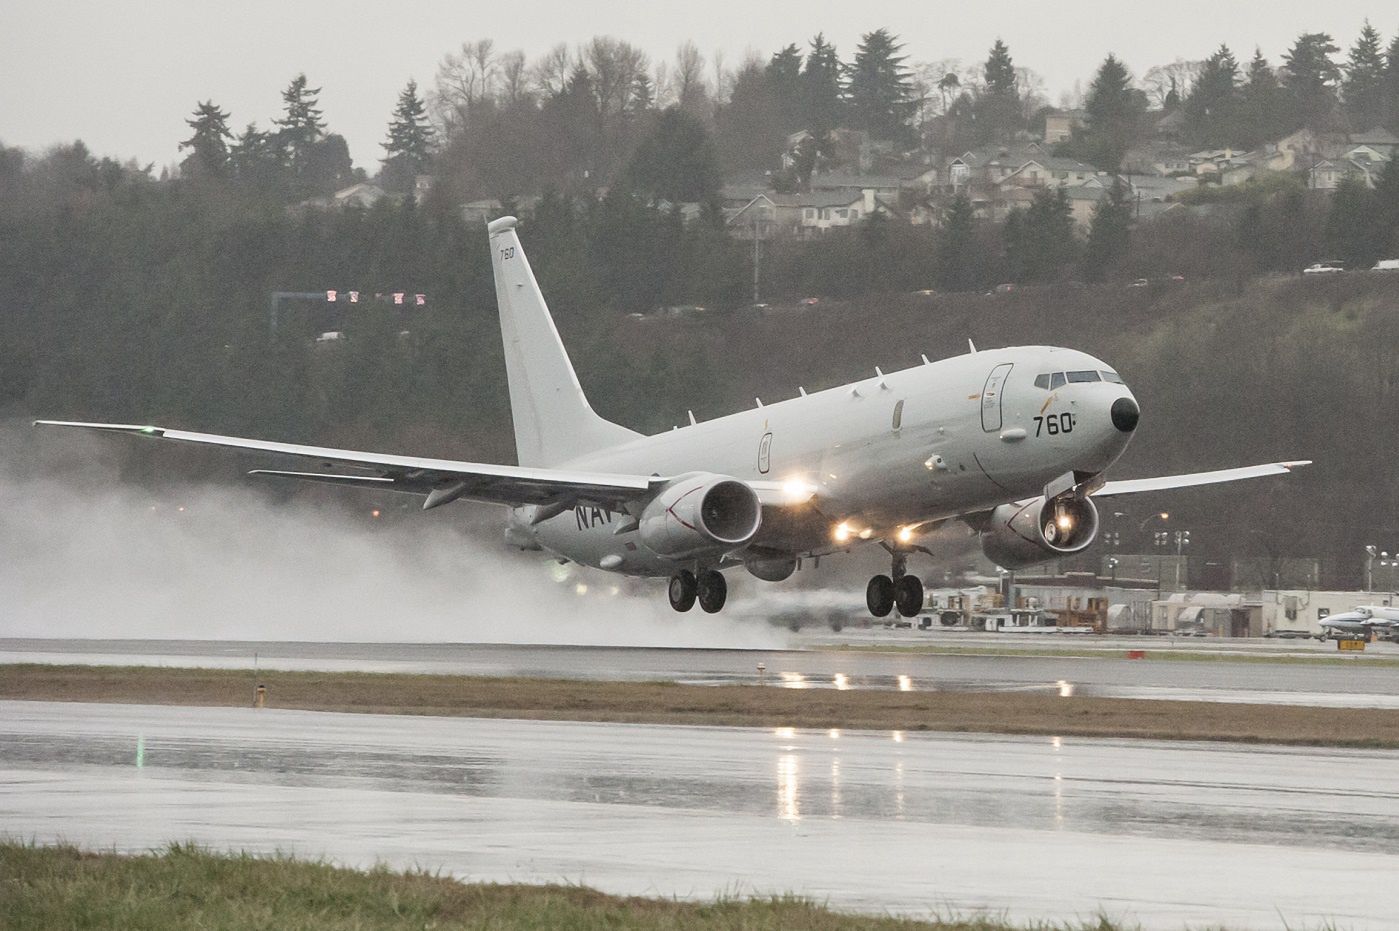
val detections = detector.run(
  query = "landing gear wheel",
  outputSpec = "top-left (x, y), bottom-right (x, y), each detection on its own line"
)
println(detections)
top-left (895, 574), bottom-right (924, 618)
top-left (696, 569), bottom-right (728, 614)
top-left (668, 570), bottom-right (697, 612)
top-left (866, 575), bottom-right (895, 617)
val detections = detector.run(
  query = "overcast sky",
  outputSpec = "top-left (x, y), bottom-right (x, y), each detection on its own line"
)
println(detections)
top-left (2, 0), bottom-right (1392, 171)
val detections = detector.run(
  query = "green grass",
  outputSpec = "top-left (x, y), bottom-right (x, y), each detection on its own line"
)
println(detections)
top-left (0, 841), bottom-right (1131, 931)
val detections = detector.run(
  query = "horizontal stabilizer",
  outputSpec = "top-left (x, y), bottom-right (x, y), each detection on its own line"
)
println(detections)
top-left (1093, 461), bottom-right (1311, 497)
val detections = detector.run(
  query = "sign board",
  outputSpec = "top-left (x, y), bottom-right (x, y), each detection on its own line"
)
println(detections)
top-left (1337, 638), bottom-right (1367, 652)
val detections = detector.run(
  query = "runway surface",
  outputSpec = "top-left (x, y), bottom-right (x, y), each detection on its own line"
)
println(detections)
top-left (5, 637), bottom-right (1399, 708)
top-left (3, 700), bottom-right (1396, 929)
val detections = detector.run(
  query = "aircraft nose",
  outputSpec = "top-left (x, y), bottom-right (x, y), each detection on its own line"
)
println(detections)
top-left (1111, 396), bottom-right (1139, 433)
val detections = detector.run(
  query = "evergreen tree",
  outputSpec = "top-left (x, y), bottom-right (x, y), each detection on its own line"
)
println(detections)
top-left (1382, 31), bottom-right (1399, 131)
top-left (765, 43), bottom-right (805, 133)
top-left (381, 79), bottom-right (435, 193)
top-left (845, 28), bottom-right (915, 143)
top-left (1325, 178), bottom-right (1378, 267)
top-left (1080, 55), bottom-right (1147, 170)
top-left (179, 100), bottom-right (233, 180)
top-left (1006, 187), bottom-right (1076, 282)
top-left (801, 34), bottom-right (844, 134)
top-left (1343, 22), bottom-right (1388, 130)
top-left (978, 38), bottom-right (1022, 143)
top-left (1080, 179), bottom-right (1131, 282)
top-left (1238, 50), bottom-right (1286, 147)
top-left (935, 193), bottom-right (975, 291)
top-left (1282, 33), bottom-right (1341, 129)
top-left (275, 73), bottom-right (327, 174)
top-left (624, 106), bottom-right (721, 203)
top-left (1163, 76), bottom-right (1181, 111)
top-left (1372, 157), bottom-right (1399, 254)
top-left (1184, 45), bottom-right (1239, 144)
top-left (228, 122), bottom-right (281, 188)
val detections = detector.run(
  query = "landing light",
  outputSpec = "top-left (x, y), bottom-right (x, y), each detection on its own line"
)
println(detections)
top-left (897, 526), bottom-right (915, 544)
top-left (833, 522), bottom-right (853, 543)
top-left (858, 527), bottom-right (874, 540)
top-left (1056, 514), bottom-right (1073, 531)
top-left (781, 478), bottom-right (816, 502)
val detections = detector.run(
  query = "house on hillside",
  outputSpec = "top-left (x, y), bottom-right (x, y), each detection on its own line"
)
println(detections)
top-left (727, 190), bottom-right (869, 238)
top-left (997, 156), bottom-right (1099, 189)
top-left (295, 183), bottom-right (390, 211)
top-left (1309, 153), bottom-right (1391, 190)
top-left (1348, 127), bottom-right (1398, 158)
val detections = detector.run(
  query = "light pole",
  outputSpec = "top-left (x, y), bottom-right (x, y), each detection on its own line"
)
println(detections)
top-left (1366, 545), bottom-right (1377, 592)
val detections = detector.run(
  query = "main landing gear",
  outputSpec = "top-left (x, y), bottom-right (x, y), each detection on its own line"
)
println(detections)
top-left (866, 549), bottom-right (924, 619)
top-left (668, 568), bottom-right (728, 613)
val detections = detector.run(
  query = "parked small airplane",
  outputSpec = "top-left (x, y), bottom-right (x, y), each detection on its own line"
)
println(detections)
top-left (36, 217), bottom-right (1309, 615)
top-left (1319, 606), bottom-right (1399, 641)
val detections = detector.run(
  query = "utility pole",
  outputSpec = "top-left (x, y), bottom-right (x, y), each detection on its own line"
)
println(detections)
top-left (752, 215), bottom-right (761, 305)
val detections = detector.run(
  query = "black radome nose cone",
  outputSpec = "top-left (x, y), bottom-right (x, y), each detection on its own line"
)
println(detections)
top-left (1111, 397), bottom-right (1140, 433)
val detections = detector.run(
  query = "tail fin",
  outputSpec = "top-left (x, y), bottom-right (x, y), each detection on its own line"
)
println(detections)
top-left (488, 216), bottom-right (640, 467)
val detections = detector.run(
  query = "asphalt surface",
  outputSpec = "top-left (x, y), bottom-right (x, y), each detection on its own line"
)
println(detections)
top-left (3, 700), bottom-right (1396, 929)
top-left (5, 637), bottom-right (1399, 708)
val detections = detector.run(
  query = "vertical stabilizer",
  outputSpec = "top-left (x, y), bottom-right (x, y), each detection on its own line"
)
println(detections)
top-left (488, 216), bottom-right (640, 466)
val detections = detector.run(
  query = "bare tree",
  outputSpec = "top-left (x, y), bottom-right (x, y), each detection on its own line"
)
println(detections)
top-left (530, 43), bottom-right (573, 98)
top-left (1142, 59), bottom-right (1203, 108)
top-left (651, 60), bottom-right (673, 108)
top-left (673, 41), bottom-right (710, 118)
top-left (498, 50), bottom-right (530, 107)
top-left (432, 39), bottom-right (499, 133)
top-left (584, 36), bottom-right (647, 123)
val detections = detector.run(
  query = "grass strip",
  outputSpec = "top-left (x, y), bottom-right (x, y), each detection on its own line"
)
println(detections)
top-left (0, 841), bottom-right (1128, 931)
top-left (817, 643), bottom-right (1399, 666)
top-left (3, 663), bottom-right (1398, 747)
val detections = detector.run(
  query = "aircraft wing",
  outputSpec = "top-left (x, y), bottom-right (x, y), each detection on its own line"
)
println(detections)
top-left (33, 420), bottom-right (656, 510)
top-left (1091, 460), bottom-right (1310, 497)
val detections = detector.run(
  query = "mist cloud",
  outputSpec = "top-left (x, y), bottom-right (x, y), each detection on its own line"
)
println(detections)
top-left (0, 423), bottom-right (783, 648)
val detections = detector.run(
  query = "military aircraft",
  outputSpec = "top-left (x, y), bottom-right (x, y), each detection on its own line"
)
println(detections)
top-left (36, 216), bottom-right (1309, 616)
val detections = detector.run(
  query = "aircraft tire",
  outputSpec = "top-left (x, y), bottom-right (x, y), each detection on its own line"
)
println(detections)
top-left (866, 575), bottom-right (895, 617)
top-left (668, 570), bottom-right (698, 612)
top-left (697, 569), bottom-right (727, 613)
top-left (895, 575), bottom-right (924, 618)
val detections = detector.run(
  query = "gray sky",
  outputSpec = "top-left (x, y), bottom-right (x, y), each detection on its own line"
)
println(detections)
top-left (2, 0), bottom-right (1392, 171)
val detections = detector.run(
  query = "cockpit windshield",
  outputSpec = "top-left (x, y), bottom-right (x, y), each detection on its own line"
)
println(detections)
top-left (1035, 369), bottom-right (1123, 389)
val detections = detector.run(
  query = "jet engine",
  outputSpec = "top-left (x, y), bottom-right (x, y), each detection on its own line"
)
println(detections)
top-left (638, 473), bottom-right (762, 559)
top-left (979, 494), bottom-right (1099, 570)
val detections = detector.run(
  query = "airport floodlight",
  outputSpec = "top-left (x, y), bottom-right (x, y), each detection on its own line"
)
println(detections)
top-left (1366, 545), bottom-right (1379, 557)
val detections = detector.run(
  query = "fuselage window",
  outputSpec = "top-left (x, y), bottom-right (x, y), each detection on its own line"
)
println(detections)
top-left (1033, 374), bottom-right (1051, 390)
top-left (892, 399), bottom-right (904, 430)
top-left (1066, 370), bottom-right (1101, 383)
top-left (1049, 372), bottom-right (1066, 389)
top-left (1101, 370), bottom-right (1124, 384)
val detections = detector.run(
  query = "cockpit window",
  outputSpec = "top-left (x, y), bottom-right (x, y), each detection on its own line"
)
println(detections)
top-left (1049, 372), bottom-right (1066, 389)
top-left (1066, 370), bottom-right (1101, 383)
top-left (1101, 370), bottom-right (1124, 384)
top-left (1033, 374), bottom-right (1051, 389)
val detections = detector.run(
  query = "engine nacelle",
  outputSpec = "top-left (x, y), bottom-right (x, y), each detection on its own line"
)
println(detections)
top-left (638, 473), bottom-right (762, 559)
top-left (979, 494), bottom-right (1099, 570)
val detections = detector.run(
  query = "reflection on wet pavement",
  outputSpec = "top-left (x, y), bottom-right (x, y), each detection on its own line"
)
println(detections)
top-left (2, 701), bottom-right (1398, 929)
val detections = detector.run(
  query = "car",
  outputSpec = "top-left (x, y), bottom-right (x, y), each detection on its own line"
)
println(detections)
top-left (1371, 259), bottom-right (1399, 272)
top-left (1303, 261), bottom-right (1346, 275)
top-left (1127, 278), bottom-right (1150, 288)
top-left (799, 297), bottom-right (820, 306)
top-left (911, 288), bottom-right (937, 297)
top-left (748, 302), bottom-right (770, 310)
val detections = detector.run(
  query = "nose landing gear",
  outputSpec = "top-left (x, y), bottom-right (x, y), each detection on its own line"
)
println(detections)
top-left (866, 548), bottom-right (925, 618)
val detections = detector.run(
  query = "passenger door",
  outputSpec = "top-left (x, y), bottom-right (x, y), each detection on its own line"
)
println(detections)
top-left (980, 363), bottom-right (1013, 432)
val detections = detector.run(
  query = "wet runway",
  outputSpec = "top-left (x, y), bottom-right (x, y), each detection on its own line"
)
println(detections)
top-left (3, 700), bottom-right (1396, 929)
top-left (5, 637), bottom-right (1399, 708)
